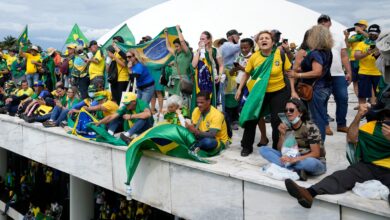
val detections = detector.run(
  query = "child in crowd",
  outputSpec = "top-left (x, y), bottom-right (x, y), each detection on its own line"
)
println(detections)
top-left (163, 95), bottom-right (189, 127)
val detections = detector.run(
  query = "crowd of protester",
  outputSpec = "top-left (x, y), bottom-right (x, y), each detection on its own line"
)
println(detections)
top-left (0, 14), bottom-right (389, 212)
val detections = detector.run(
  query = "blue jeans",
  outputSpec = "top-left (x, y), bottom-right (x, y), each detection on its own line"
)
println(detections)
top-left (126, 118), bottom-right (153, 136)
top-left (195, 137), bottom-right (218, 151)
top-left (328, 76), bottom-right (348, 127)
top-left (35, 113), bottom-right (51, 122)
top-left (107, 118), bottom-right (120, 133)
top-left (50, 106), bottom-right (70, 126)
top-left (308, 85), bottom-right (331, 142)
top-left (137, 85), bottom-right (154, 104)
top-left (26, 73), bottom-right (39, 88)
top-left (259, 147), bottom-right (326, 176)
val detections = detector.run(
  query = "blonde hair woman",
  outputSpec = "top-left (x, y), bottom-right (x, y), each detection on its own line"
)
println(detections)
top-left (287, 25), bottom-right (334, 142)
top-left (126, 49), bottom-right (155, 104)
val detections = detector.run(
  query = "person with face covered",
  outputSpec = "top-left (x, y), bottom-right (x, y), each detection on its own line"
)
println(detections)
top-left (235, 30), bottom-right (292, 156)
top-left (259, 98), bottom-right (326, 180)
top-left (354, 24), bottom-right (382, 106)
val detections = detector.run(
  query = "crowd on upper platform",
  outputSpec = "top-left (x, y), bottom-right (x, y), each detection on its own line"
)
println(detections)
top-left (0, 13), bottom-right (389, 210)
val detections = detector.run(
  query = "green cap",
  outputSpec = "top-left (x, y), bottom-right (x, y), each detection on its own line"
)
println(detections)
top-left (88, 84), bottom-right (97, 92)
top-left (94, 95), bottom-right (106, 101)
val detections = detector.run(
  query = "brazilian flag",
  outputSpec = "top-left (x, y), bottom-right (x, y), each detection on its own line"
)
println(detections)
top-left (101, 23), bottom-right (135, 56)
top-left (70, 109), bottom-right (126, 146)
top-left (239, 50), bottom-right (275, 127)
top-left (65, 23), bottom-right (89, 47)
top-left (125, 123), bottom-right (215, 185)
top-left (116, 26), bottom-right (179, 69)
top-left (17, 25), bottom-right (28, 52)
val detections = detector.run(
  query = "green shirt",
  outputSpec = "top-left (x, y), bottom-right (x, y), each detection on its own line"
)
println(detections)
top-left (173, 50), bottom-right (192, 77)
top-left (116, 99), bottom-right (153, 130)
top-left (0, 59), bottom-right (7, 78)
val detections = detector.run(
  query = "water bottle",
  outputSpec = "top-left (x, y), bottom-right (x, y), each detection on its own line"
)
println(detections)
top-left (126, 185), bottom-right (132, 200)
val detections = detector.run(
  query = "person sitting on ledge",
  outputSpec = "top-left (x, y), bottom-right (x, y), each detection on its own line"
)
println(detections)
top-left (185, 91), bottom-right (229, 154)
top-left (284, 102), bottom-right (390, 208)
top-left (95, 92), bottom-right (153, 145)
top-left (259, 98), bottom-right (326, 180)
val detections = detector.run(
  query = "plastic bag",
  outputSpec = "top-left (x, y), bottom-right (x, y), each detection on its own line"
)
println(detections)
top-left (352, 180), bottom-right (389, 201)
top-left (260, 163), bottom-right (299, 181)
top-left (281, 131), bottom-right (299, 167)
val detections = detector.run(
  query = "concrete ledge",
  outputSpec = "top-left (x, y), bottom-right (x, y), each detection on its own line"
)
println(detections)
top-left (0, 114), bottom-right (389, 219)
top-left (0, 200), bottom-right (24, 220)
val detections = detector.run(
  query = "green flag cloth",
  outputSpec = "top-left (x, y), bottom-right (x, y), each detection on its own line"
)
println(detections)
top-left (116, 26), bottom-right (178, 69)
top-left (65, 24), bottom-right (89, 47)
top-left (239, 50), bottom-right (275, 127)
top-left (17, 25), bottom-right (28, 52)
top-left (125, 123), bottom-right (213, 185)
top-left (101, 23), bottom-right (135, 56)
top-left (355, 121), bottom-right (390, 163)
top-left (10, 59), bottom-right (25, 78)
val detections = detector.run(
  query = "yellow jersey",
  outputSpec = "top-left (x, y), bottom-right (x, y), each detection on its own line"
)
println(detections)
top-left (355, 42), bottom-right (381, 76)
top-left (115, 52), bottom-right (129, 82)
top-left (245, 49), bottom-right (291, 92)
top-left (25, 53), bottom-right (42, 74)
top-left (191, 106), bottom-right (229, 144)
top-left (102, 100), bottom-right (119, 117)
top-left (88, 50), bottom-right (105, 80)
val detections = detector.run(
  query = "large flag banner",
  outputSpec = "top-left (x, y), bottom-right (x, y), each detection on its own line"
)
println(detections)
top-left (65, 24), bottom-right (89, 47)
top-left (17, 25), bottom-right (28, 52)
top-left (101, 23), bottom-right (135, 55)
top-left (125, 123), bottom-right (212, 185)
top-left (116, 26), bottom-right (179, 69)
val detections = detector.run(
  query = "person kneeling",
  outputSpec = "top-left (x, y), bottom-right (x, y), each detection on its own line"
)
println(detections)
top-left (185, 91), bottom-right (229, 153)
top-left (95, 92), bottom-right (153, 145)
top-left (259, 98), bottom-right (326, 180)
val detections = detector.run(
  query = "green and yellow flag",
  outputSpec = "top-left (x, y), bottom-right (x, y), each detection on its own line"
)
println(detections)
top-left (65, 24), bottom-right (89, 47)
top-left (125, 123), bottom-right (214, 185)
top-left (17, 25), bottom-right (28, 52)
top-left (239, 50), bottom-right (275, 127)
top-left (116, 26), bottom-right (179, 69)
top-left (101, 23), bottom-right (135, 55)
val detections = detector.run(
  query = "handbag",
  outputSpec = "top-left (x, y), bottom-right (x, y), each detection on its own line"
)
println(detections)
top-left (175, 55), bottom-right (193, 95)
top-left (296, 82), bottom-right (314, 101)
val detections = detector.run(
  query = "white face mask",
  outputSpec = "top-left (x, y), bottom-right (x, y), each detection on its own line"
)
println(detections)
top-left (88, 92), bottom-right (95, 98)
top-left (290, 115), bottom-right (301, 125)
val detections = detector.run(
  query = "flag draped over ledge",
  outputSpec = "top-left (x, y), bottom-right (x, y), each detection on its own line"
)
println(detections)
top-left (116, 26), bottom-right (179, 69)
top-left (125, 123), bottom-right (210, 185)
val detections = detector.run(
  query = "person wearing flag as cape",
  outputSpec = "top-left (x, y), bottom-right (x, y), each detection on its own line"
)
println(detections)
top-left (94, 92), bottom-right (153, 144)
top-left (235, 30), bottom-right (292, 157)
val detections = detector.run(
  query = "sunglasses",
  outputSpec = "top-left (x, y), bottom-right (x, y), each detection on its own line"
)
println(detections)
top-left (126, 55), bottom-right (133, 58)
top-left (284, 108), bottom-right (296, 113)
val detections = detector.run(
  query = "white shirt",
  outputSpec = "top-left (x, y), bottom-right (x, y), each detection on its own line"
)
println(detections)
top-left (330, 30), bottom-right (347, 77)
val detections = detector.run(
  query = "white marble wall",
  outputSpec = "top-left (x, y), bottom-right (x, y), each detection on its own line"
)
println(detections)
top-left (244, 182), bottom-right (340, 220)
top-left (170, 164), bottom-right (243, 220)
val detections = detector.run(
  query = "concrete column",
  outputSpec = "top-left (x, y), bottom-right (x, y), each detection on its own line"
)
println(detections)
top-left (70, 175), bottom-right (94, 220)
top-left (0, 147), bottom-right (6, 178)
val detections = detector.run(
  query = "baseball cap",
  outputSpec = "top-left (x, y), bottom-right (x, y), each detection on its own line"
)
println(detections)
top-left (354, 20), bottom-right (368, 27)
top-left (368, 24), bottom-right (381, 35)
top-left (226, 29), bottom-right (242, 38)
top-left (39, 90), bottom-right (50, 99)
top-left (317, 14), bottom-right (331, 23)
top-left (30, 45), bottom-right (39, 52)
top-left (121, 92), bottom-right (137, 105)
top-left (66, 43), bottom-right (77, 49)
top-left (47, 47), bottom-right (56, 56)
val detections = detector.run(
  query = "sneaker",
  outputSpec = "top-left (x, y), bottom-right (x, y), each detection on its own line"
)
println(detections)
top-left (240, 148), bottom-right (253, 157)
top-left (43, 121), bottom-right (56, 128)
top-left (25, 116), bottom-right (35, 123)
top-left (285, 179), bottom-right (313, 208)
top-left (325, 126), bottom-right (333, 136)
top-left (337, 126), bottom-right (348, 133)
top-left (120, 133), bottom-right (133, 145)
top-left (327, 115), bottom-right (335, 122)
top-left (59, 121), bottom-right (68, 128)
top-left (0, 107), bottom-right (6, 114)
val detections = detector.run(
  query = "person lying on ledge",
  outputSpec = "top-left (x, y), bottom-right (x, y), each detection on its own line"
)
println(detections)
top-left (284, 102), bottom-right (390, 208)
top-left (259, 98), bottom-right (326, 181)
top-left (185, 91), bottom-right (229, 154)
top-left (95, 92), bottom-right (153, 145)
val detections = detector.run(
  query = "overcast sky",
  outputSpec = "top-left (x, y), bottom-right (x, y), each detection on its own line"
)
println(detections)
top-left (0, 0), bottom-right (388, 49)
